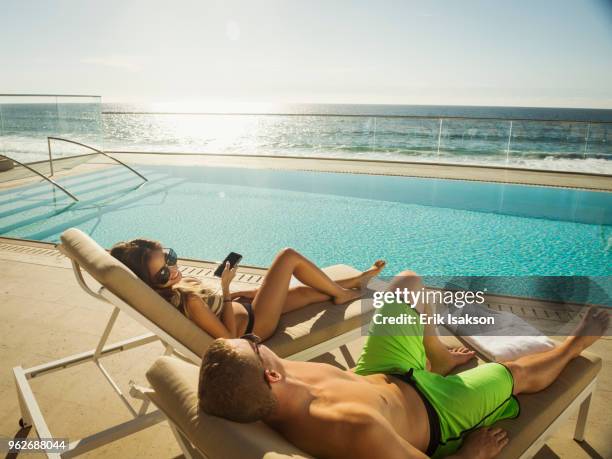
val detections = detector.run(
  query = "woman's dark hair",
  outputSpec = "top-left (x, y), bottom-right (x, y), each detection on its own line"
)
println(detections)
top-left (110, 239), bottom-right (162, 286)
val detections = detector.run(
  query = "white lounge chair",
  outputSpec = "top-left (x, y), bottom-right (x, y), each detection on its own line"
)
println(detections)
top-left (140, 337), bottom-right (601, 459)
top-left (12, 228), bottom-right (374, 458)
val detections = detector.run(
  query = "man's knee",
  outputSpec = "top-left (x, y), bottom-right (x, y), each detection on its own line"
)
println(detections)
top-left (503, 362), bottom-right (524, 393)
top-left (398, 270), bottom-right (419, 279)
top-left (277, 247), bottom-right (298, 259)
top-left (391, 270), bottom-right (422, 289)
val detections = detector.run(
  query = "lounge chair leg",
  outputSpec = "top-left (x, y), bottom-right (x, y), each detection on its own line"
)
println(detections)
top-left (339, 344), bottom-right (355, 368)
top-left (14, 370), bottom-right (32, 429)
top-left (169, 423), bottom-right (206, 459)
top-left (574, 393), bottom-right (592, 442)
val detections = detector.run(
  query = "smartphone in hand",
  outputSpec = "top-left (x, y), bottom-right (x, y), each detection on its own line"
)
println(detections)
top-left (214, 252), bottom-right (243, 277)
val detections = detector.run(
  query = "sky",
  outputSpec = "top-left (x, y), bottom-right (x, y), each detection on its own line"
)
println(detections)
top-left (1, 0), bottom-right (611, 108)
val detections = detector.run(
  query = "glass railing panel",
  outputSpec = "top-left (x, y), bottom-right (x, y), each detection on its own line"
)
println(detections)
top-left (54, 95), bottom-right (103, 159)
top-left (99, 110), bottom-right (611, 174)
top-left (0, 95), bottom-right (59, 173)
top-left (102, 113), bottom-right (381, 158)
top-left (369, 117), bottom-right (439, 161)
top-left (0, 94), bottom-right (102, 173)
top-left (260, 115), bottom-right (376, 158)
top-left (103, 112), bottom-right (262, 154)
top-left (584, 122), bottom-right (612, 162)
top-left (435, 118), bottom-right (512, 166)
top-left (508, 120), bottom-right (595, 170)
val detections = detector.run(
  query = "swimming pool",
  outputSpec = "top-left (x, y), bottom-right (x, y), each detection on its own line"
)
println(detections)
top-left (1, 163), bottom-right (610, 304)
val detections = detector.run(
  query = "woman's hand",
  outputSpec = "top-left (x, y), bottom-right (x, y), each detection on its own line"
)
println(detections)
top-left (230, 288), bottom-right (258, 300)
top-left (220, 261), bottom-right (238, 294)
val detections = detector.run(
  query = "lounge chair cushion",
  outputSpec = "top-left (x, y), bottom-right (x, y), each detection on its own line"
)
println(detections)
top-left (59, 228), bottom-right (373, 359)
top-left (264, 264), bottom-right (374, 357)
top-left (147, 340), bottom-right (601, 459)
top-left (146, 356), bottom-right (312, 459)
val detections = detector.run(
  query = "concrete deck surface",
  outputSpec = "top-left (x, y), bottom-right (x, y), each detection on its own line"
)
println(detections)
top-left (0, 238), bottom-right (610, 459)
top-left (2, 152), bottom-right (611, 193)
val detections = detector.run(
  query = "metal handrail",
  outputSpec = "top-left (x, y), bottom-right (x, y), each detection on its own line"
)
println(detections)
top-left (0, 93), bottom-right (101, 98)
top-left (47, 136), bottom-right (147, 182)
top-left (0, 155), bottom-right (79, 201)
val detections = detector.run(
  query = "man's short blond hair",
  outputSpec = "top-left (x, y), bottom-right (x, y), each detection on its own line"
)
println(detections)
top-left (198, 339), bottom-right (276, 423)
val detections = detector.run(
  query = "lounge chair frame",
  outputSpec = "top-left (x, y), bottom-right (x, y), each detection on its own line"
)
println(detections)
top-left (519, 378), bottom-right (596, 458)
top-left (12, 250), bottom-right (362, 458)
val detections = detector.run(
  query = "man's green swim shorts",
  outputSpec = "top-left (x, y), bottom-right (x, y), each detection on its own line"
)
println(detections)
top-left (354, 302), bottom-right (520, 458)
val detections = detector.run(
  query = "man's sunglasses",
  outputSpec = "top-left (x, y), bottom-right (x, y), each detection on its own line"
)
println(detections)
top-left (241, 333), bottom-right (271, 387)
top-left (153, 248), bottom-right (178, 284)
top-left (241, 333), bottom-right (263, 361)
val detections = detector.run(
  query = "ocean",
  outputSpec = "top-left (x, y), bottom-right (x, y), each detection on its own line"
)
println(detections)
top-left (1, 101), bottom-right (611, 174)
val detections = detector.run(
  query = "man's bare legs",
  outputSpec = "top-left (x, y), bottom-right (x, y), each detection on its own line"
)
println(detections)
top-left (387, 271), bottom-right (476, 376)
top-left (251, 248), bottom-right (364, 338)
top-left (505, 307), bottom-right (609, 394)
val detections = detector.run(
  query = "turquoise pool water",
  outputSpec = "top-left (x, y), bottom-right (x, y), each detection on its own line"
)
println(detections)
top-left (1, 164), bottom-right (610, 304)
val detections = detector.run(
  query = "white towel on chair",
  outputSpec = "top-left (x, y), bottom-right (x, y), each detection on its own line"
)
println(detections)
top-left (463, 334), bottom-right (556, 362)
top-left (446, 304), bottom-right (556, 362)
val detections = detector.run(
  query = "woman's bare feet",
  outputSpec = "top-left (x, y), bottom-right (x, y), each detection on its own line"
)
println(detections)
top-left (429, 346), bottom-right (476, 375)
top-left (567, 307), bottom-right (610, 355)
top-left (333, 260), bottom-right (386, 304)
top-left (344, 260), bottom-right (386, 289)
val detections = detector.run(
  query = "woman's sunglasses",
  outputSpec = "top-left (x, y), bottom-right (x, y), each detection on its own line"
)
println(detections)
top-left (153, 248), bottom-right (178, 284)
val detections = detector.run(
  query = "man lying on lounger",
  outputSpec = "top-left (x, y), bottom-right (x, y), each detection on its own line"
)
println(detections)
top-left (198, 271), bottom-right (609, 459)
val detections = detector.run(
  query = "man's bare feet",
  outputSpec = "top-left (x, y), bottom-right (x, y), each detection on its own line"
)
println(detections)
top-left (453, 427), bottom-right (508, 459)
top-left (333, 287), bottom-right (364, 305)
top-left (568, 306), bottom-right (610, 354)
top-left (429, 346), bottom-right (476, 375)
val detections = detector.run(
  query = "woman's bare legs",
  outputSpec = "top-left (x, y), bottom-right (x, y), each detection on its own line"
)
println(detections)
top-left (251, 248), bottom-right (364, 338)
top-left (505, 307), bottom-right (609, 394)
top-left (280, 260), bottom-right (386, 313)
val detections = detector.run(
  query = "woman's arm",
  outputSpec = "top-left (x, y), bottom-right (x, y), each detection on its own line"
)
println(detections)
top-left (230, 288), bottom-right (258, 300)
top-left (185, 294), bottom-right (234, 338)
top-left (220, 261), bottom-right (238, 336)
top-left (220, 298), bottom-right (237, 336)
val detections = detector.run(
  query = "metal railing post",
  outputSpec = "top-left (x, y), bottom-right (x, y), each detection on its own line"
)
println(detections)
top-left (584, 123), bottom-right (590, 159)
top-left (436, 119), bottom-right (443, 156)
top-left (506, 120), bottom-right (513, 164)
top-left (372, 117), bottom-right (377, 151)
top-left (47, 137), bottom-right (54, 176)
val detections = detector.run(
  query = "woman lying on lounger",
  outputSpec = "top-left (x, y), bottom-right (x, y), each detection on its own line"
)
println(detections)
top-left (110, 239), bottom-right (385, 340)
